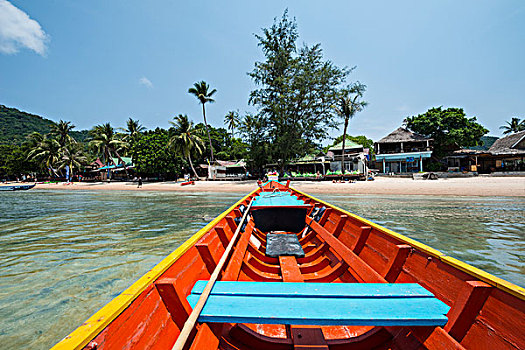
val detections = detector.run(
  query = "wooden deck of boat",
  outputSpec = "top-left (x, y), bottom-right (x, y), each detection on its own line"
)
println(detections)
top-left (53, 181), bottom-right (525, 350)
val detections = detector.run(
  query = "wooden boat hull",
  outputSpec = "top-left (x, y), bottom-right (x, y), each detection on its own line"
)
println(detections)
top-left (52, 181), bottom-right (525, 350)
top-left (0, 183), bottom-right (35, 191)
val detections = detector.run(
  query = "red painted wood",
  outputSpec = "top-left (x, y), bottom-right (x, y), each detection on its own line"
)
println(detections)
top-left (296, 244), bottom-right (329, 264)
top-left (332, 215), bottom-right (348, 238)
top-left (149, 319), bottom-right (179, 350)
top-left (189, 323), bottom-right (220, 350)
top-left (462, 289), bottom-right (525, 349)
top-left (130, 299), bottom-right (173, 350)
top-left (309, 220), bottom-right (386, 283)
top-left (336, 228), bottom-right (359, 251)
top-left (318, 208), bottom-right (332, 225)
top-left (229, 324), bottom-right (292, 350)
top-left (248, 256), bottom-right (281, 274)
top-left (222, 226), bottom-right (253, 281)
top-left (359, 230), bottom-right (402, 275)
top-left (98, 287), bottom-right (165, 349)
top-left (247, 244), bottom-right (279, 264)
top-left (352, 226), bottom-right (372, 254)
top-left (225, 216), bottom-right (237, 233)
top-left (383, 244), bottom-right (411, 282)
top-left (298, 256), bottom-right (331, 274)
top-left (279, 256), bottom-right (304, 283)
top-left (196, 242), bottom-right (219, 275)
top-left (155, 277), bottom-right (190, 330)
top-left (215, 226), bottom-right (230, 248)
top-left (241, 259), bottom-right (282, 281)
top-left (326, 327), bottom-right (392, 350)
top-left (401, 252), bottom-right (469, 306)
top-left (411, 326), bottom-right (466, 350)
top-left (279, 254), bottom-right (328, 350)
top-left (444, 281), bottom-right (492, 342)
top-left (298, 229), bottom-right (317, 245)
top-left (302, 243), bottom-right (317, 254)
top-left (301, 261), bottom-right (349, 283)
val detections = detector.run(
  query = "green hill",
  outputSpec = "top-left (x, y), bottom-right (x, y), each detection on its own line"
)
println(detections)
top-left (0, 105), bottom-right (89, 144)
top-left (0, 105), bottom-right (55, 144)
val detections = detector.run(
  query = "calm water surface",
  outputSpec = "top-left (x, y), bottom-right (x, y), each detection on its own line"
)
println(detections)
top-left (0, 190), bottom-right (523, 349)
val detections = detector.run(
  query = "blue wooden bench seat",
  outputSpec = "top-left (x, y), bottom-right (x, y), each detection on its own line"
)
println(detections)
top-left (187, 281), bottom-right (450, 327)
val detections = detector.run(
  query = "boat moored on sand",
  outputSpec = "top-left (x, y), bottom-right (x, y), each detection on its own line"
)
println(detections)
top-left (52, 181), bottom-right (525, 350)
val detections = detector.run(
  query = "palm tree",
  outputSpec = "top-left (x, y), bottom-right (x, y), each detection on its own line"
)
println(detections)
top-left (334, 82), bottom-right (368, 174)
top-left (169, 114), bottom-right (205, 178)
top-left (89, 123), bottom-right (126, 168)
top-left (50, 120), bottom-right (76, 151)
top-left (120, 117), bottom-right (146, 139)
top-left (24, 132), bottom-right (45, 149)
top-left (224, 110), bottom-right (240, 142)
top-left (59, 143), bottom-right (87, 181)
top-left (188, 81), bottom-right (217, 161)
top-left (27, 136), bottom-right (62, 177)
top-left (500, 117), bottom-right (525, 134)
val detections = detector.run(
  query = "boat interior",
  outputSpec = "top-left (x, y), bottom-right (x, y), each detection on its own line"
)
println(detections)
top-left (73, 181), bottom-right (524, 350)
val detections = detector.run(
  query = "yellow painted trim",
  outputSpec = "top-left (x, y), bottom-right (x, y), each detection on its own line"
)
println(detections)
top-left (292, 187), bottom-right (525, 301)
top-left (51, 189), bottom-right (258, 350)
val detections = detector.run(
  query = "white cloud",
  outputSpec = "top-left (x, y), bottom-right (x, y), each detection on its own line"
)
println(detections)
top-left (0, 0), bottom-right (48, 55)
top-left (139, 77), bottom-right (153, 88)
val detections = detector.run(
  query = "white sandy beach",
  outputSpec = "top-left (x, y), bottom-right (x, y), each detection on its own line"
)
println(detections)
top-left (34, 176), bottom-right (525, 197)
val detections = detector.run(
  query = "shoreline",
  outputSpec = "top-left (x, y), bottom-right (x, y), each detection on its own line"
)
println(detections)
top-left (33, 176), bottom-right (525, 197)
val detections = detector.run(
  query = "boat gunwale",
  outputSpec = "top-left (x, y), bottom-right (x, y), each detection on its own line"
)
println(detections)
top-left (50, 188), bottom-right (259, 350)
top-left (291, 186), bottom-right (525, 301)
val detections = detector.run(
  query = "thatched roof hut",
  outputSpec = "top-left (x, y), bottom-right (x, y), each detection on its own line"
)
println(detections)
top-left (377, 127), bottom-right (431, 143)
top-left (488, 131), bottom-right (525, 155)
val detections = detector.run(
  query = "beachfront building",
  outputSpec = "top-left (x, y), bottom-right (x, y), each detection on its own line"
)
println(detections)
top-left (374, 127), bottom-right (433, 174)
top-left (286, 154), bottom-right (331, 176)
top-left (445, 132), bottom-right (525, 173)
top-left (199, 160), bottom-right (247, 180)
top-left (96, 157), bottom-right (134, 180)
top-left (327, 140), bottom-right (368, 174)
top-left (444, 136), bottom-right (498, 173)
top-left (485, 131), bottom-right (525, 172)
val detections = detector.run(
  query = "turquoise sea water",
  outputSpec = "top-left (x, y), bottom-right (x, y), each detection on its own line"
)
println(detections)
top-left (0, 190), bottom-right (523, 349)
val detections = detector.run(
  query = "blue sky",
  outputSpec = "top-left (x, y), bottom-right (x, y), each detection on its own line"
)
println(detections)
top-left (1, 0), bottom-right (524, 141)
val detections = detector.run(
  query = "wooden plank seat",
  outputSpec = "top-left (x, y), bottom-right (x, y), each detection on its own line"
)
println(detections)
top-left (187, 281), bottom-right (450, 327)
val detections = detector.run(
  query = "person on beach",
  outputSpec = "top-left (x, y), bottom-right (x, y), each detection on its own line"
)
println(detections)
top-left (137, 177), bottom-right (142, 188)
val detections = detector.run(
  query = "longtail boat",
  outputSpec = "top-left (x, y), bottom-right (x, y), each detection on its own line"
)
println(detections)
top-left (52, 181), bottom-right (525, 350)
top-left (0, 183), bottom-right (35, 191)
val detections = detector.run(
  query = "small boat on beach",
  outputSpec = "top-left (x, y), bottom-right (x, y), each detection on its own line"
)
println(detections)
top-left (52, 181), bottom-right (525, 350)
top-left (0, 183), bottom-right (35, 191)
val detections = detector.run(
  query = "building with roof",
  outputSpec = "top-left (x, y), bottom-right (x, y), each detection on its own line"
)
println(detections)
top-left (327, 139), bottom-right (367, 175)
top-left (486, 131), bottom-right (525, 172)
top-left (199, 160), bottom-right (247, 180)
top-left (374, 127), bottom-right (433, 173)
top-left (285, 153), bottom-right (331, 176)
top-left (444, 136), bottom-right (498, 173)
top-left (96, 157), bottom-right (134, 180)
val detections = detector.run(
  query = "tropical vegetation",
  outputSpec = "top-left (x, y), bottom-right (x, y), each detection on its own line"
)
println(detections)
top-left (247, 10), bottom-right (351, 170)
top-left (130, 128), bottom-right (181, 178)
top-left (1, 11), bottom-right (502, 180)
top-left (500, 117), bottom-right (524, 134)
top-left (169, 115), bottom-right (204, 177)
top-left (405, 107), bottom-right (489, 157)
top-left (188, 81), bottom-right (217, 161)
top-left (334, 83), bottom-right (368, 172)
